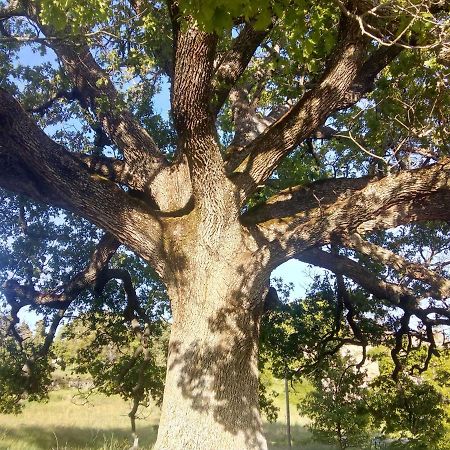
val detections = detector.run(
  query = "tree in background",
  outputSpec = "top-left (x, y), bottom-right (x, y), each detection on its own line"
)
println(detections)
top-left (296, 348), bottom-right (449, 450)
top-left (54, 309), bottom-right (168, 435)
top-left (0, 313), bottom-right (52, 414)
top-left (261, 277), bottom-right (450, 449)
top-left (1, 0), bottom-right (450, 448)
top-left (0, 200), bottom-right (169, 436)
top-left (299, 355), bottom-right (372, 449)
top-left (370, 374), bottom-right (447, 449)
top-left (368, 347), bottom-right (449, 450)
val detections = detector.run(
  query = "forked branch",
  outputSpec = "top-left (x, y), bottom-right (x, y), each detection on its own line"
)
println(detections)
top-left (212, 20), bottom-right (274, 115)
top-left (227, 13), bottom-right (369, 202)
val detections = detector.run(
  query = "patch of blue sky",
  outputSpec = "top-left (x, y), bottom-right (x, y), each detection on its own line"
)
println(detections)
top-left (152, 75), bottom-right (171, 120)
top-left (17, 306), bottom-right (40, 330)
top-left (271, 259), bottom-right (326, 302)
top-left (8, 41), bottom-right (58, 86)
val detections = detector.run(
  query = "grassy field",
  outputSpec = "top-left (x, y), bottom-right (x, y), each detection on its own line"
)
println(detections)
top-left (0, 383), bottom-right (335, 450)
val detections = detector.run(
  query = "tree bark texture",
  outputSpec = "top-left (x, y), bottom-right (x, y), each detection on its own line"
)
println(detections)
top-left (155, 215), bottom-right (270, 450)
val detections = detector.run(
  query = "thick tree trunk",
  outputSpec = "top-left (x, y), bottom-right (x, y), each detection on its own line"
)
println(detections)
top-left (154, 234), bottom-right (269, 450)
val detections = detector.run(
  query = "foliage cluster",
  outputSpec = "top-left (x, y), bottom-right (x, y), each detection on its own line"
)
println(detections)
top-left (260, 277), bottom-right (450, 449)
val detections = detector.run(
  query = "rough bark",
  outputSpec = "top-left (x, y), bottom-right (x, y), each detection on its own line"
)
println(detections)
top-left (229, 16), bottom-right (370, 202)
top-left (0, 88), bottom-right (167, 273)
top-left (153, 210), bottom-right (270, 449)
top-left (156, 271), bottom-right (267, 450)
top-left (245, 159), bottom-right (450, 267)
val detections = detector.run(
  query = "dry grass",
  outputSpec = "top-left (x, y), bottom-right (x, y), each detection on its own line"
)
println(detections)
top-left (0, 390), bottom-right (158, 450)
top-left (0, 388), bottom-right (335, 450)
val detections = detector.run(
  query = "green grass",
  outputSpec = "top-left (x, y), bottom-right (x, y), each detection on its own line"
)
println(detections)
top-left (0, 387), bottom-right (335, 450)
top-left (0, 390), bottom-right (159, 450)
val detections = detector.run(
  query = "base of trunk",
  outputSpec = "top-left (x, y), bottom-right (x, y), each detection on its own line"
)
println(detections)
top-left (154, 405), bottom-right (268, 450)
top-left (153, 295), bottom-right (268, 449)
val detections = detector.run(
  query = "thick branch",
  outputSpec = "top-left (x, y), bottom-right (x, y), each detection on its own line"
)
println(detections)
top-left (75, 153), bottom-right (158, 192)
top-left (227, 33), bottom-right (403, 204)
top-left (226, 77), bottom-right (294, 149)
top-left (0, 89), bottom-right (165, 270)
top-left (339, 233), bottom-right (450, 299)
top-left (241, 176), bottom-right (371, 224)
top-left (297, 247), bottom-right (413, 305)
top-left (247, 159), bottom-right (450, 265)
top-left (336, 44), bottom-right (402, 109)
top-left (48, 42), bottom-right (167, 185)
top-left (171, 24), bottom-right (217, 149)
top-left (25, 88), bottom-right (81, 115)
top-left (171, 22), bottom-right (235, 210)
top-left (212, 21), bottom-right (273, 115)
top-left (225, 46), bottom-right (401, 173)
top-left (228, 15), bottom-right (369, 202)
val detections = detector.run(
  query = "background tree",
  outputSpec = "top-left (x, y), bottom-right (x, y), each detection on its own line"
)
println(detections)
top-left (368, 347), bottom-right (449, 450)
top-left (0, 0), bottom-right (450, 449)
top-left (370, 373), bottom-right (447, 449)
top-left (54, 306), bottom-right (168, 435)
top-left (261, 278), bottom-right (450, 449)
top-left (299, 355), bottom-right (372, 449)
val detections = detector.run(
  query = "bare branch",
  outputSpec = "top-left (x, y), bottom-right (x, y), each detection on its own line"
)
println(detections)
top-left (336, 273), bottom-right (368, 358)
top-left (390, 311), bottom-right (412, 379)
top-left (25, 88), bottom-right (82, 115)
top-left (333, 0), bottom-right (449, 51)
top-left (3, 233), bottom-right (120, 309)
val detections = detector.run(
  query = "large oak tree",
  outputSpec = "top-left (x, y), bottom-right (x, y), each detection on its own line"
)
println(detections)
top-left (0, 0), bottom-right (449, 448)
